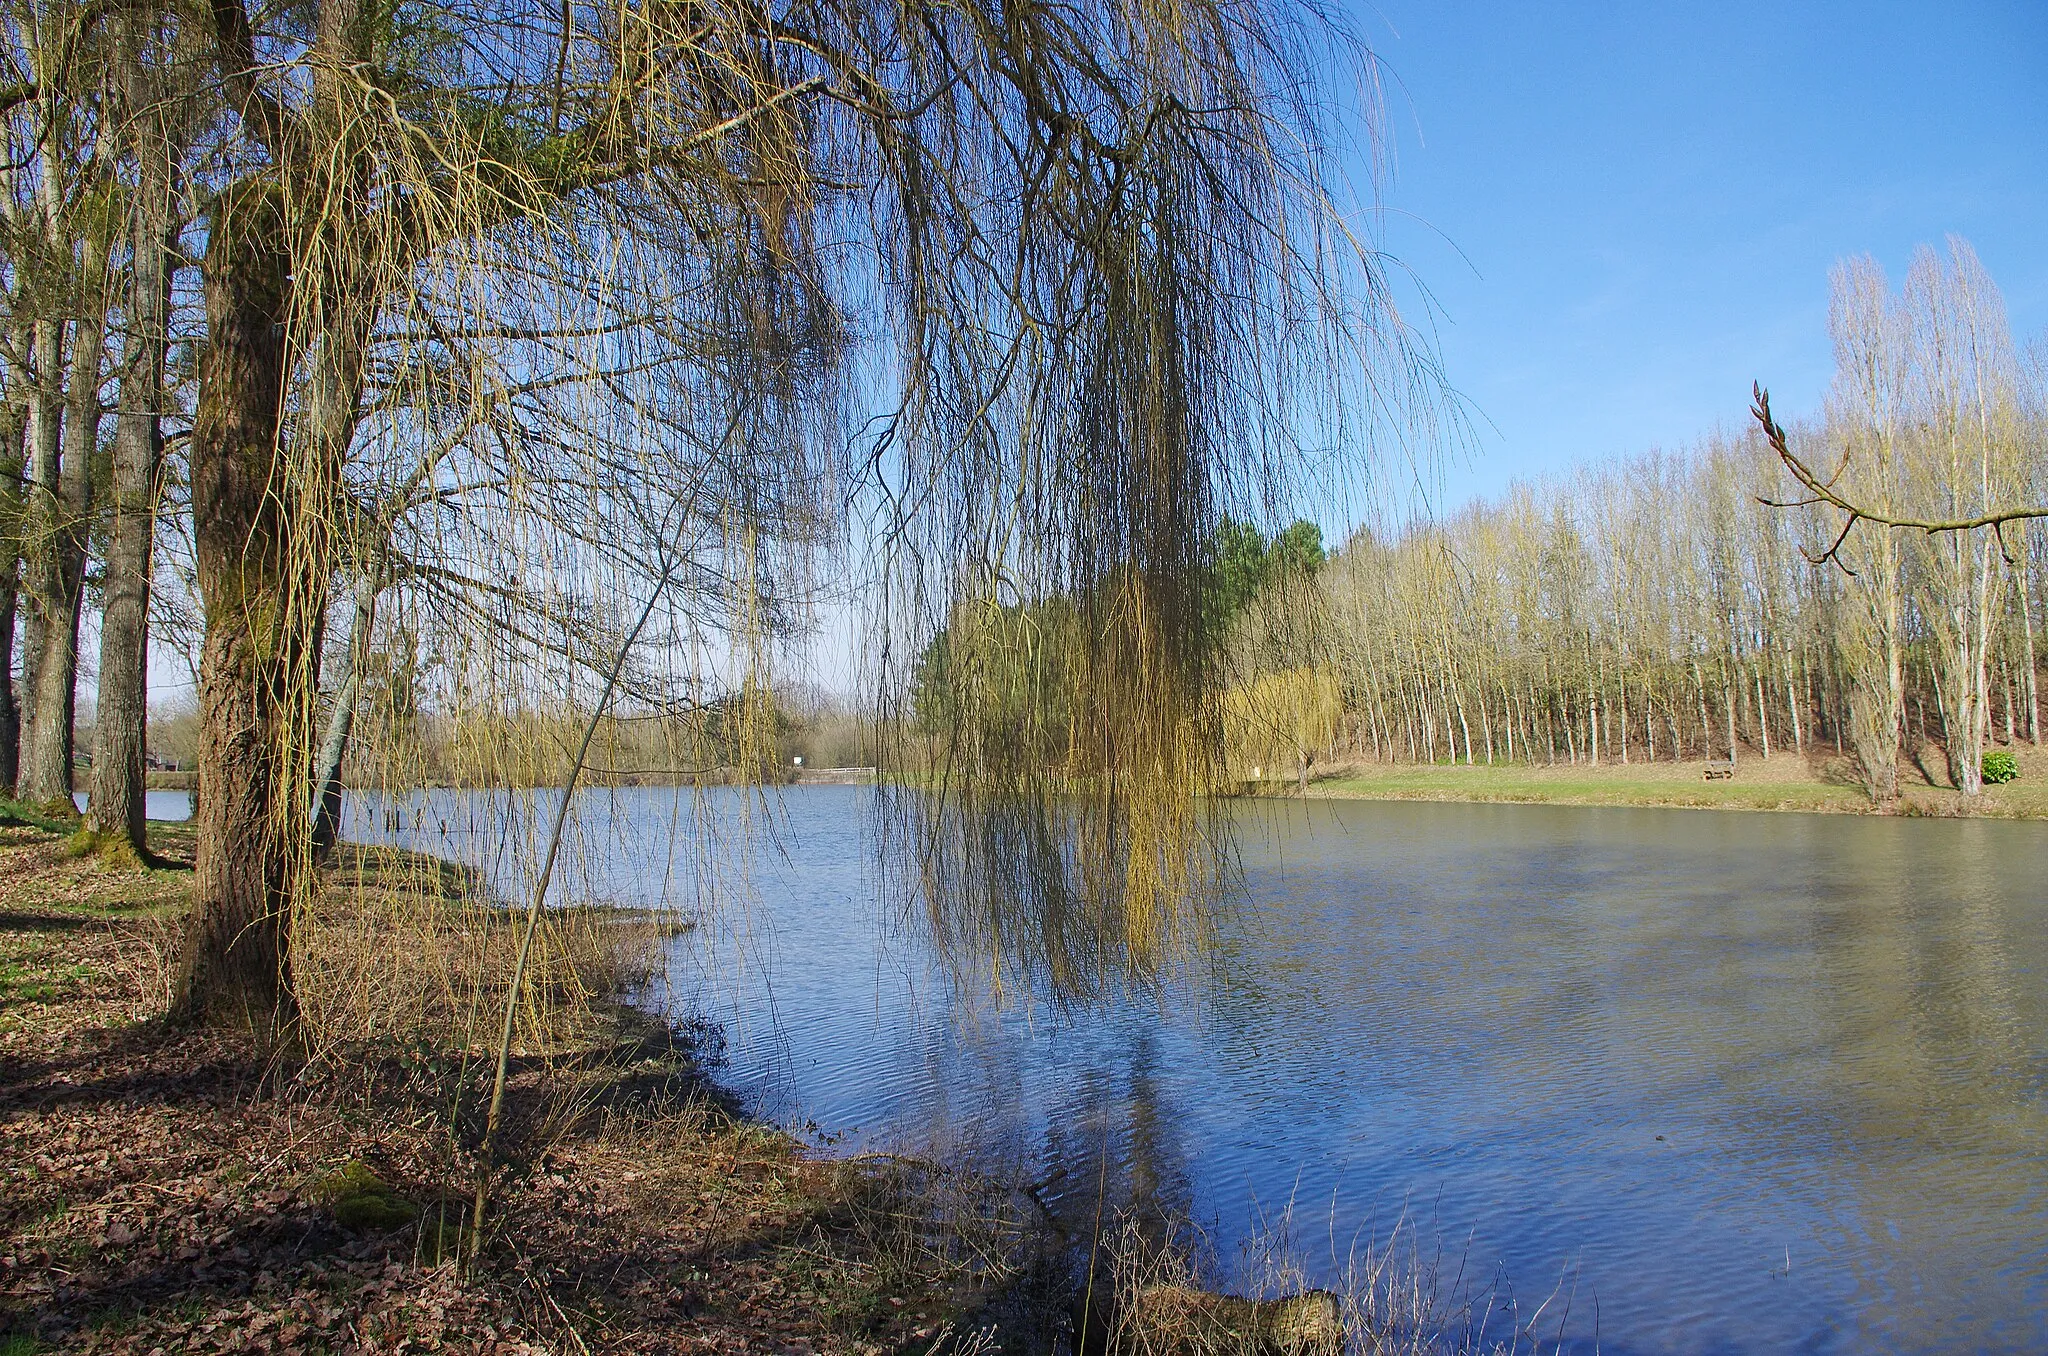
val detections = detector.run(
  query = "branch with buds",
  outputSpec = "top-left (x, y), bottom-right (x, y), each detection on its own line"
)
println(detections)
top-left (1751, 382), bottom-right (2048, 573)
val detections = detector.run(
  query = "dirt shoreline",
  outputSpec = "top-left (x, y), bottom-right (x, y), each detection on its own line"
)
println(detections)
top-left (0, 821), bottom-right (1044, 1355)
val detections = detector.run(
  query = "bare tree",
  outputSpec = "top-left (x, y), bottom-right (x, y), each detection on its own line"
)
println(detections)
top-left (1756, 241), bottom-right (2042, 794)
top-left (4, 0), bottom-right (115, 810)
top-left (1819, 255), bottom-right (1909, 802)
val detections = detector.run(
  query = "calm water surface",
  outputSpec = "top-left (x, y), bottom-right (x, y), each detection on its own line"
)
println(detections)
top-left (74, 789), bottom-right (196, 820)
top-left (345, 786), bottom-right (2047, 1355)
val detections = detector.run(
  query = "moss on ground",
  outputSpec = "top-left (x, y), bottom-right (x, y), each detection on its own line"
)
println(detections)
top-left (0, 798), bottom-right (75, 835)
top-left (315, 1162), bottom-right (421, 1232)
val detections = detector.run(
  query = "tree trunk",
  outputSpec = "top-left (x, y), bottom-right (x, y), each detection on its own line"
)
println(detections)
top-left (1692, 659), bottom-right (1711, 761)
top-left (17, 317), bottom-right (66, 807)
top-left (1616, 668), bottom-right (1629, 764)
top-left (0, 398), bottom-right (24, 793)
top-left (91, 102), bottom-right (176, 856)
top-left (171, 191), bottom-right (304, 1031)
top-left (1785, 651), bottom-right (1803, 755)
top-left (2001, 653), bottom-right (2016, 748)
top-left (25, 335), bottom-right (96, 803)
top-left (1478, 683), bottom-right (1494, 764)
top-left (1754, 666), bottom-right (1771, 760)
top-left (1723, 668), bottom-right (1738, 767)
top-left (23, 224), bottom-right (110, 810)
top-left (310, 570), bottom-right (379, 854)
top-left (0, 568), bottom-right (16, 796)
top-left (2021, 536), bottom-right (2040, 745)
top-left (1452, 682), bottom-right (1472, 766)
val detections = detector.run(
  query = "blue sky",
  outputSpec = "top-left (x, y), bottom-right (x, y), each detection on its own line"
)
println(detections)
top-left (1351, 0), bottom-right (2048, 513)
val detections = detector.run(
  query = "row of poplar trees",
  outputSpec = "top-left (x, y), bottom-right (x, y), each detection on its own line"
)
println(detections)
top-left (1299, 240), bottom-right (2042, 805)
top-left (2, 0), bottom-right (1422, 1030)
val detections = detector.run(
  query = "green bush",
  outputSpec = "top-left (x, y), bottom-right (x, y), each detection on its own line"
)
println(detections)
top-left (1982, 749), bottom-right (2020, 785)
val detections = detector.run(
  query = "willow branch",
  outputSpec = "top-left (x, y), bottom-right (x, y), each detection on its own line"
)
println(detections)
top-left (468, 557), bottom-right (676, 1255)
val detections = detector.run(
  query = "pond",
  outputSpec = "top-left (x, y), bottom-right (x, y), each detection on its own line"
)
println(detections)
top-left (344, 786), bottom-right (2047, 1354)
top-left (73, 789), bottom-right (199, 821)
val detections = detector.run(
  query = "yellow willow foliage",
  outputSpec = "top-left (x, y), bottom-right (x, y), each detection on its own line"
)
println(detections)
top-left (1222, 667), bottom-right (1342, 772)
top-left (891, 586), bottom-right (1232, 1007)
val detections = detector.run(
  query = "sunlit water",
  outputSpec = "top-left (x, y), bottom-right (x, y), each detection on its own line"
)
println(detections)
top-left (336, 785), bottom-right (2047, 1354)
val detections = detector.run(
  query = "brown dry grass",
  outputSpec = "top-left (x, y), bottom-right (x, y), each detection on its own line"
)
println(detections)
top-left (1090, 1209), bottom-right (1573, 1356)
top-left (301, 842), bottom-right (664, 1057)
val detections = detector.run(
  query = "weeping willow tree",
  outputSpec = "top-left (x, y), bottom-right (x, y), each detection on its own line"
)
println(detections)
top-left (859, 3), bottom-right (1439, 1002)
top-left (1223, 668), bottom-right (1341, 790)
top-left (135, 0), bottom-right (1440, 1030)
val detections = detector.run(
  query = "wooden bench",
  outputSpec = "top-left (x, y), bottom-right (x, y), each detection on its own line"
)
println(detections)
top-left (1703, 759), bottom-right (1735, 781)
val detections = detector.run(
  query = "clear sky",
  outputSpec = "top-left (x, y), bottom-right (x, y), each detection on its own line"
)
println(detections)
top-left (1354, 0), bottom-right (2048, 512)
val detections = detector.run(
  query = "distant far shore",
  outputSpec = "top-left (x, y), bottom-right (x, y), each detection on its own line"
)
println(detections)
top-left (142, 766), bottom-right (878, 794)
top-left (146, 758), bottom-right (2048, 818)
top-left (1300, 747), bottom-right (2048, 819)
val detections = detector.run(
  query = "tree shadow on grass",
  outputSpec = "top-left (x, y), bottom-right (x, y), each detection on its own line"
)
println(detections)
top-left (0, 912), bottom-right (91, 932)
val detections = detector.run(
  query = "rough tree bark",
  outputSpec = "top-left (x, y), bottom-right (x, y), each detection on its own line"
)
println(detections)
top-left (21, 224), bottom-right (108, 809)
top-left (171, 0), bottom-right (380, 1027)
top-left (0, 410), bottom-right (22, 794)
top-left (170, 187), bottom-right (302, 1030)
top-left (16, 317), bottom-right (64, 803)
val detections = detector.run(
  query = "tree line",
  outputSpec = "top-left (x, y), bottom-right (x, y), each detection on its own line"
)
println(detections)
top-left (1249, 240), bottom-right (2043, 805)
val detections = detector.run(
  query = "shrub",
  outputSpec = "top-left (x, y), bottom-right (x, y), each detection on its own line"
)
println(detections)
top-left (1982, 749), bottom-right (2020, 784)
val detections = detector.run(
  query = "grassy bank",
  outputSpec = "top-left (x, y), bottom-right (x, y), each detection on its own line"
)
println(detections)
top-left (1305, 745), bottom-right (2048, 818)
top-left (0, 821), bottom-right (1044, 1355)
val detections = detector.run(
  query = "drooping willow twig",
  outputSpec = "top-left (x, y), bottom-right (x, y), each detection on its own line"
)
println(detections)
top-left (468, 555), bottom-right (678, 1255)
top-left (1752, 382), bottom-right (2048, 572)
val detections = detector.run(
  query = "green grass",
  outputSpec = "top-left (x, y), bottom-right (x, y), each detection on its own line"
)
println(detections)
top-left (0, 795), bottom-right (77, 834)
top-left (1310, 755), bottom-right (2048, 818)
top-left (0, 958), bottom-right (95, 1006)
top-left (1313, 763), bottom-right (1863, 812)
